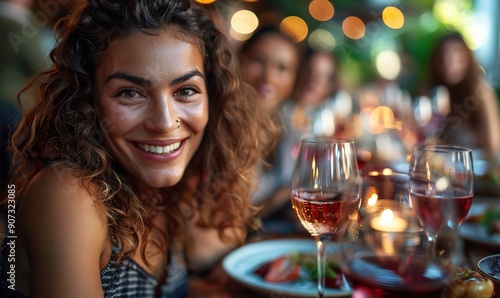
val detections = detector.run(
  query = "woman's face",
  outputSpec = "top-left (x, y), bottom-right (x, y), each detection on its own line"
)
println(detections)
top-left (94, 30), bottom-right (209, 189)
top-left (299, 52), bottom-right (336, 105)
top-left (439, 40), bottom-right (470, 86)
top-left (242, 33), bottom-right (299, 109)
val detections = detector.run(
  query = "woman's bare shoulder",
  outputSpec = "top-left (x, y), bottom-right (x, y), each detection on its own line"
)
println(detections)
top-left (24, 166), bottom-right (98, 207)
top-left (19, 165), bottom-right (108, 244)
top-left (29, 165), bottom-right (91, 192)
top-left (17, 166), bottom-right (109, 295)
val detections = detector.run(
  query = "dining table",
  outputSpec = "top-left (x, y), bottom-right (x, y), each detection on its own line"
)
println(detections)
top-left (187, 227), bottom-right (317, 298)
top-left (186, 193), bottom-right (500, 298)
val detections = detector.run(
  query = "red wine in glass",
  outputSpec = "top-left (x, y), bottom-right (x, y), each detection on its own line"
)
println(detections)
top-left (408, 145), bottom-right (473, 261)
top-left (410, 186), bottom-right (472, 231)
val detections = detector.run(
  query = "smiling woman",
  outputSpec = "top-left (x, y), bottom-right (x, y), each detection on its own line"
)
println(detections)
top-left (0, 0), bottom-right (279, 297)
top-left (94, 32), bottom-right (209, 189)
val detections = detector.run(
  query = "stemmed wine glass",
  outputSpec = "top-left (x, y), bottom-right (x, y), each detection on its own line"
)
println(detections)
top-left (408, 144), bottom-right (473, 259)
top-left (290, 138), bottom-right (360, 298)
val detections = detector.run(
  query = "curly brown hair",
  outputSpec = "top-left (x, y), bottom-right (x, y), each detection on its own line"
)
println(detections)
top-left (9, 0), bottom-right (279, 266)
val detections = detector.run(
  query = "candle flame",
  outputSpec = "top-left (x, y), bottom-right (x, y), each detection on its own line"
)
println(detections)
top-left (382, 168), bottom-right (393, 175)
top-left (381, 209), bottom-right (394, 223)
top-left (367, 193), bottom-right (378, 206)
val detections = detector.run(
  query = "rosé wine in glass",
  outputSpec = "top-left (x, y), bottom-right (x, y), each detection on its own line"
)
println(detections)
top-left (291, 190), bottom-right (360, 237)
top-left (290, 138), bottom-right (360, 298)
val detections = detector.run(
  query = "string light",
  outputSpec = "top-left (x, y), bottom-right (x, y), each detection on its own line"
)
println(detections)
top-left (280, 16), bottom-right (308, 43)
top-left (309, 0), bottom-right (334, 22)
top-left (382, 6), bottom-right (405, 29)
top-left (342, 16), bottom-right (365, 40)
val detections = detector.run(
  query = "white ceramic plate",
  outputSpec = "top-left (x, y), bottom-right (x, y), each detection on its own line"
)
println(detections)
top-left (477, 254), bottom-right (500, 280)
top-left (222, 238), bottom-right (352, 297)
top-left (459, 202), bottom-right (500, 246)
top-left (459, 222), bottom-right (500, 246)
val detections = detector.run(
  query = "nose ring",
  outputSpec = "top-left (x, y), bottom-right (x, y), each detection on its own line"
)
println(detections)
top-left (176, 119), bottom-right (181, 129)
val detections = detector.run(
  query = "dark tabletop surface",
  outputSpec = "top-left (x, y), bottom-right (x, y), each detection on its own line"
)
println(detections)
top-left (187, 195), bottom-right (500, 298)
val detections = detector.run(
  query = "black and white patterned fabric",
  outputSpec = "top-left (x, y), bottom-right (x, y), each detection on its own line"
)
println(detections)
top-left (0, 236), bottom-right (188, 297)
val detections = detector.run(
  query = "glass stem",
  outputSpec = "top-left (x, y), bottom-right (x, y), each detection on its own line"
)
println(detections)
top-left (426, 232), bottom-right (437, 260)
top-left (316, 235), bottom-right (330, 298)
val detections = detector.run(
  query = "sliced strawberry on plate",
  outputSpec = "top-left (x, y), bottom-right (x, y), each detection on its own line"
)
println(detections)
top-left (264, 255), bottom-right (301, 283)
top-left (254, 262), bottom-right (270, 277)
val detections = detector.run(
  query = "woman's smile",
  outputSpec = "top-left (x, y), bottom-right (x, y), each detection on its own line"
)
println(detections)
top-left (136, 141), bottom-right (182, 155)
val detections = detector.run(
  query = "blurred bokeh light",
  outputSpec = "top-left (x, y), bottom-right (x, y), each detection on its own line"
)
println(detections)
top-left (231, 10), bottom-right (259, 35)
top-left (375, 50), bottom-right (401, 80)
top-left (280, 16), bottom-right (309, 43)
top-left (229, 27), bottom-right (253, 41)
top-left (369, 106), bottom-right (396, 134)
top-left (309, 0), bottom-right (335, 22)
top-left (342, 16), bottom-right (366, 40)
top-left (308, 29), bottom-right (336, 51)
top-left (382, 6), bottom-right (405, 29)
top-left (195, 0), bottom-right (216, 4)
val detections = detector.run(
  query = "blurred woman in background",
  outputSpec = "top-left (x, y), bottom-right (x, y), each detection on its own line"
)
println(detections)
top-left (253, 49), bottom-right (353, 230)
top-left (287, 50), bottom-right (352, 138)
top-left (427, 32), bottom-right (500, 163)
top-left (239, 26), bottom-right (301, 215)
top-left (240, 26), bottom-right (301, 111)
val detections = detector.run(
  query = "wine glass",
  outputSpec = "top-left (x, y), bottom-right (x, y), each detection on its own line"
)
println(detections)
top-left (290, 138), bottom-right (361, 298)
top-left (408, 144), bottom-right (473, 259)
top-left (339, 169), bottom-right (463, 297)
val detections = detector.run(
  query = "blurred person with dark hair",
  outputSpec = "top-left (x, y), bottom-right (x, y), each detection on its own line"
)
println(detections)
top-left (239, 26), bottom-right (301, 221)
top-left (426, 32), bottom-right (500, 163)
top-left (288, 50), bottom-right (352, 138)
top-left (258, 50), bottom-right (353, 226)
top-left (0, 0), bottom-right (51, 106)
top-left (0, 0), bottom-right (53, 193)
top-left (240, 26), bottom-right (301, 111)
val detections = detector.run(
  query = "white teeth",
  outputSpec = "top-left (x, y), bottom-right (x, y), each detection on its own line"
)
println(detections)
top-left (137, 142), bottom-right (181, 155)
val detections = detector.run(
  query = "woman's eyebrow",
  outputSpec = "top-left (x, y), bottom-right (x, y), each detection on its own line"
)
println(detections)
top-left (105, 72), bottom-right (153, 87)
top-left (170, 70), bottom-right (205, 86)
top-left (105, 70), bottom-right (204, 87)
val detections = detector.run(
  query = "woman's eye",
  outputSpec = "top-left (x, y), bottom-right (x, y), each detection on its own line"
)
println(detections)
top-left (278, 64), bottom-right (288, 72)
top-left (115, 88), bottom-right (142, 99)
top-left (175, 87), bottom-right (198, 97)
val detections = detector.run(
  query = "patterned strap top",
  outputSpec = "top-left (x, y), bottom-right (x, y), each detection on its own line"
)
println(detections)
top-left (0, 236), bottom-right (189, 298)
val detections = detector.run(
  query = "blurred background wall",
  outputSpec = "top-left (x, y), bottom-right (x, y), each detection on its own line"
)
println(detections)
top-left (198, 0), bottom-right (500, 96)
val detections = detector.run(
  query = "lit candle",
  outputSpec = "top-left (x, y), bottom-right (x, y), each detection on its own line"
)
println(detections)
top-left (367, 193), bottom-right (378, 207)
top-left (380, 231), bottom-right (395, 254)
top-left (370, 209), bottom-right (408, 254)
top-left (370, 209), bottom-right (408, 232)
